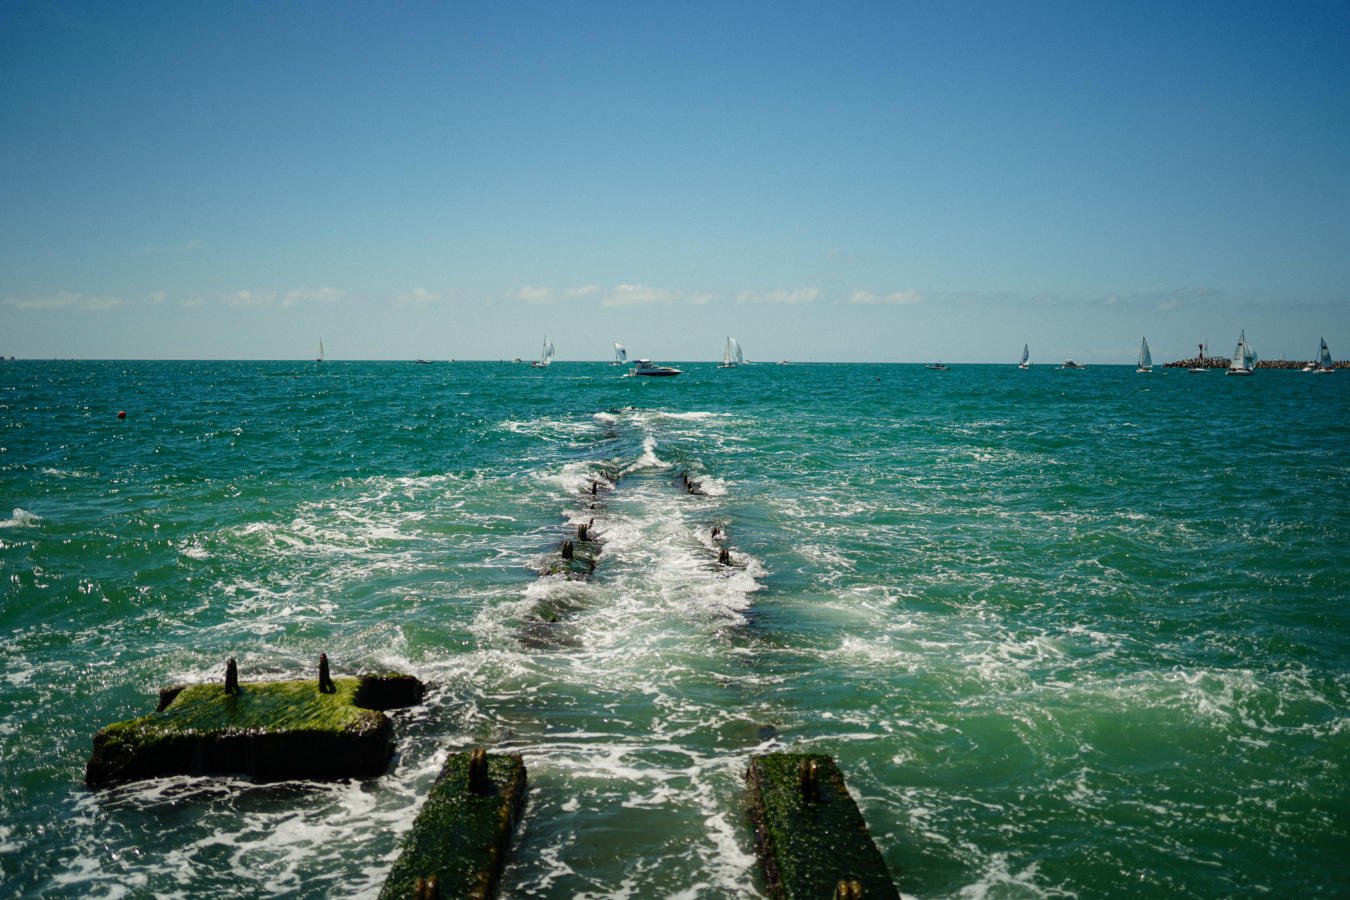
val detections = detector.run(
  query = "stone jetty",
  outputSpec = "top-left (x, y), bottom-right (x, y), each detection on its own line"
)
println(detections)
top-left (746, 753), bottom-right (899, 899)
top-left (1166, 356), bottom-right (1346, 369)
top-left (85, 661), bottom-right (425, 788)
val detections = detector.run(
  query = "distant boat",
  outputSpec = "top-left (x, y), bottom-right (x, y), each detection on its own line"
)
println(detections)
top-left (613, 342), bottom-right (628, 365)
top-left (1312, 337), bottom-right (1335, 374)
top-left (531, 336), bottom-right (555, 368)
top-left (316, 339), bottom-right (324, 363)
top-left (1226, 330), bottom-right (1256, 376)
top-left (926, 361), bottom-right (948, 370)
top-left (1061, 359), bottom-right (1086, 370)
top-left (1136, 337), bottom-right (1153, 373)
top-left (1191, 341), bottom-right (1210, 372)
top-left (718, 336), bottom-right (744, 368)
top-left (777, 360), bottom-right (790, 365)
top-left (629, 358), bottom-right (681, 377)
top-left (1018, 344), bottom-right (1030, 369)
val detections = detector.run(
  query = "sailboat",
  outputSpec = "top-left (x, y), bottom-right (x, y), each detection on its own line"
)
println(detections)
top-left (315, 339), bottom-right (324, 363)
top-left (531, 336), bottom-right (555, 368)
top-left (1226, 330), bottom-right (1256, 376)
top-left (612, 342), bottom-right (628, 365)
top-left (718, 336), bottom-right (744, 368)
top-left (1018, 344), bottom-right (1031, 369)
top-left (1314, 337), bottom-right (1335, 374)
top-left (1136, 337), bottom-right (1153, 373)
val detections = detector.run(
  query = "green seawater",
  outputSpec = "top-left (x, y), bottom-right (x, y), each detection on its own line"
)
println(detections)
top-left (1, 359), bottom-right (1347, 897)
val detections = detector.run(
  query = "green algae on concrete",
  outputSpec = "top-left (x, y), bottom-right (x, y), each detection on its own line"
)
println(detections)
top-left (746, 753), bottom-right (899, 900)
top-left (86, 674), bottom-right (424, 789)
top-left (379, 749), bottom-right (527, 900)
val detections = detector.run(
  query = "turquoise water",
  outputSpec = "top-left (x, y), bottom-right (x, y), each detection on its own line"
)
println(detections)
top-left (2, 360), bottom-right (1347, 898)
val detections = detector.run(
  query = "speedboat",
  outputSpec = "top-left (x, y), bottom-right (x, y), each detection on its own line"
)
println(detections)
top-left (629, 359), bottom-right (682, 377)
top-left (1060, 359), bottom-right (1087, 370)
top-left (926, 362), bottom-right (948, 370)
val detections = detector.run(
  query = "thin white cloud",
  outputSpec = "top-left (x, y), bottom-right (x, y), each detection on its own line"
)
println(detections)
top-left (282, 286), bottom-right (344, 308)
top-left (847, 289), bottom-right (923, 306)
top-left (396, 288), bottom-right (442, 307)
top-left (512, 285), bottom-right (554, 303)
top-left (736, 287), bottom-right (820, 305)
top-left (82, 296), bottom-right (123, 311)
top-left (566, 285), bottom-right (600, 298)
top-left (7, 291), bottom-right (123, 311)
top-left (603, 284), bottom-right (680, 307)
top-left (227, 290), bottom-right (276, 308)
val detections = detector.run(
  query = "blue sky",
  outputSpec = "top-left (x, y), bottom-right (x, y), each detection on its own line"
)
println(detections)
top-left (2, 1), bottom-right (1348, 363)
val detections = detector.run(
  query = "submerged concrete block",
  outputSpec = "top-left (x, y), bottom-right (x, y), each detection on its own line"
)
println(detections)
top-left (86, 673), bottom-right (424, 789)
top-left (747, 753), bottom-right (899, 899)
top-left (379, 749), bottom-right (527, 900)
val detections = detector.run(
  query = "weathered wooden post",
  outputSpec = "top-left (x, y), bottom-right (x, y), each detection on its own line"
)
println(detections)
top-left (467, 747), bottom-right (490, 795)
top-left (318, 653), bottom-right (335, 693)
top-left (224, 658), bottom-right (239, 695)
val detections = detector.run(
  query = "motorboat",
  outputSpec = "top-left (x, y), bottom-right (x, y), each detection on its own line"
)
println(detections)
top-left (629, 359), bottom-right (682, 377)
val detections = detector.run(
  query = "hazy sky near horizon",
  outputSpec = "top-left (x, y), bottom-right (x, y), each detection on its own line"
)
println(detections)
top-left (3, 1), bottom-right (1348, 363)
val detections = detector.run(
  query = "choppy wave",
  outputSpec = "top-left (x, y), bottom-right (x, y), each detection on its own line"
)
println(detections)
top-left (1, 361), bottom-right (1346, 898)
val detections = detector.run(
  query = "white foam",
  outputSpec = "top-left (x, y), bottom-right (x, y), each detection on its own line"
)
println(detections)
top-left (40, 467), bottom-right (96, 479)
top-left (2, 508), bottom-right (41, 527)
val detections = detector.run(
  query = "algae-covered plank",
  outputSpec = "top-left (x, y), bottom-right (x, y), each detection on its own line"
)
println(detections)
top-left (379, 749), bottom-right (527, 900)
top-left (747, 753), bottom-right (899, 900)
top-left (86, 674), bottom-right (422, 788)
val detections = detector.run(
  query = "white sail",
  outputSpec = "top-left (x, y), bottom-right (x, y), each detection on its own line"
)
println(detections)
top-left (532, 336), bottom-right (554, 368)
top-left (720, 336), bottom-right (743, 368)
top-left (1227, 330), bottom-right (1255, 375)
top-left (1019, 343), bottom-right (1029, 367)
top-left (1137, 337), bottom-right (1152, 371)
top-left (613, 342), bottom-right (627, 364)
top-left (1318, 337), bottom-right (1333, 369)
top-left (316, 339), bottom-right (324, 363)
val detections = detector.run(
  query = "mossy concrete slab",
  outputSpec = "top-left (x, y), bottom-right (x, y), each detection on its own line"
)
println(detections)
top-left (86, 674), bottom-right (424, 789)
top-left (379, 750), bottom-right (527, 900)
top-left (747, 753), bottom-right (899, 899)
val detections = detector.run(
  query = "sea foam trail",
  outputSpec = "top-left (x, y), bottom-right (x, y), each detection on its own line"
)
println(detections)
top-left (454, 409), bottom-right (772, 895)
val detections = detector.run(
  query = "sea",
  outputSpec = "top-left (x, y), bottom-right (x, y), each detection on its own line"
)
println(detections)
top-left (1, 359), bottom-right (1347, 898)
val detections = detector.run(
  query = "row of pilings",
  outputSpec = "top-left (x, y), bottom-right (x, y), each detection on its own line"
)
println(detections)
top-left (379, 453), bottom-right (894, 897)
